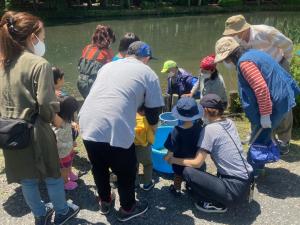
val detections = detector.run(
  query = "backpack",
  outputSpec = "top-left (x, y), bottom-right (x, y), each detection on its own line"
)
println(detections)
top-left (77, 45), bottom-right (107, 98)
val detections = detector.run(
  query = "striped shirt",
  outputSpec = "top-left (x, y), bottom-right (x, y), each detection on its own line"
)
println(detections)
top-left (240, 61), bottom-right (272, 116)
top-left (241, 25), bottom-right (293, 62)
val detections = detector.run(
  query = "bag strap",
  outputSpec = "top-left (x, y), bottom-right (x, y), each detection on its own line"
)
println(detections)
top-left (92, 48), bottom-right (101, 61)
top-left (82, 45), bottom-right (93, 58)
top-left (218, 121), bottom-right (252, 181)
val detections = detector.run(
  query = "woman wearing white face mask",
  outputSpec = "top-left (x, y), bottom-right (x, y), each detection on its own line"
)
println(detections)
top-left (189, 55), bottom-right (227, 108)
top-left (0, 11), bottom-right (79, 225)
top-left (214, 36), bottom-right (300, 177)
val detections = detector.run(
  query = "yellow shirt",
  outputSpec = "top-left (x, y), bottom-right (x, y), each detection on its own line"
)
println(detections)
top-left (134, 113), bottom-right (154, 147)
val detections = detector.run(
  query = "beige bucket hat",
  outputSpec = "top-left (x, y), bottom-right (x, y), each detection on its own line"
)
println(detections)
top-left (214, 37), bottom-right (240, 63)
top-left (223, 15), bottom-right (251, 36)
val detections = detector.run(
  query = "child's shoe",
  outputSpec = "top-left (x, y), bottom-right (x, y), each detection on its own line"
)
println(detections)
top-left (69, 171), bottom-right (78, 181)
top-left (140, 180), bottom-right (155, 191)
top-left (64, 181), bottom-right (78, 190)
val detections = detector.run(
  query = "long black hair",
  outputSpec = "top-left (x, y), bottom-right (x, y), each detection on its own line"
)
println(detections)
top-left (210, 69), bottom-right (219, 80)
top-left (58, 96), bottom-right (79, 123)
top-left (52, 67), bottom-right (64, 85)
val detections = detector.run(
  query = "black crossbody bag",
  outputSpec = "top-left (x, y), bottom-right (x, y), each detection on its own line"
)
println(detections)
top-left (218, 122), bottom-right (255, 203)
top-left (0, 117), bottom-right (34, 150)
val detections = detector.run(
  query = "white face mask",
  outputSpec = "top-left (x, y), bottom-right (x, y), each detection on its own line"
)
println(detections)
top-left (168, 71), bottom-right (176, 78)
top-left (32, 34), bottom-right (46, 57)
top-left (233, 35), bottom-right (241, 42)
top-left (202, 72), bottom-right (211, 79)
top-left (223, 61), bottom-right (235, 70)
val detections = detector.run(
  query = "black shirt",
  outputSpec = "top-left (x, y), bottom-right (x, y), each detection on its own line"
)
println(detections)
top-left (164, 122), bottom-right (203, 158)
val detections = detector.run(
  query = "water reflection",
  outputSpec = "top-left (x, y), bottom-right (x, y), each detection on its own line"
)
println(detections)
top-left (45, 12), bottom-right (300, 97)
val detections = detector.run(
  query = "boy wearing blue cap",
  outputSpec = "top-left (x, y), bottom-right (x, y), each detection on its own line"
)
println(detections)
top-left (164, 97), bottom-right (205, 196)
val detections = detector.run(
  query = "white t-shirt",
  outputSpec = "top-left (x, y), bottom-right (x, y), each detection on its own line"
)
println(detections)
top-left (79, 57), bottom-right (164, 149)
top-left (240, 25), bottom-right (293, 62)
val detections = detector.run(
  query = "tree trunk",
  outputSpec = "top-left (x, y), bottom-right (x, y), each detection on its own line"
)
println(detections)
top-left (187, 0), bottom-right (191, 7)
top-left (198, 0), bottom-right (202, 6)
top-left (87, 0), bottom-right (92, 8)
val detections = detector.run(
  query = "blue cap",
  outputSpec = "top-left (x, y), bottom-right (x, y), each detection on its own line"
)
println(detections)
top-left (172, 97), bottom-right (204, 121)
top-left (127, 41), bottom-right (157, 60)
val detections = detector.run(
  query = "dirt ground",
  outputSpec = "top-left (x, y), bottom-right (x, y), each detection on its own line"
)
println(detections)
top-left (0, 119), bottom-right (300, 225)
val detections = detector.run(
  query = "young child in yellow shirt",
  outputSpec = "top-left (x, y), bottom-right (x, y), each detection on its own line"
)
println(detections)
top-left (134, 108), bottom-right (155, 191)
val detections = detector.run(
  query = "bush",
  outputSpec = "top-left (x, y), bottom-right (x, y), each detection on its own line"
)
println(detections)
top-left (218, 0), bottom-right (243, 7)
top-left (229, 91), bottom-right (243, 114)
top-left (291, 44), bottom-right (300, 127)
top-left (141, 1), bottom-right (156, 9)
top-left (278, 0), bottom-right (300, 4)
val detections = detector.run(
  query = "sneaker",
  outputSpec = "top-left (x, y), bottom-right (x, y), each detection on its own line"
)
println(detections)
top-left (35, 204), bottom-right (54, 225)
top-left (54, 200), bottom-right (80, 225)
top-left (169, 185), bottom-right (181, 197)
top-left (64, 181), bottom-right (78, 190)
top-left (140, 181), bottom-right (154, 191)
top-left (194, 201), bottom-right (227, 213)
top-left (117, 201), bottom-right (149, 222)
top-left (69, 171), bottom-right (78, 181)
top-left (99, 192), bottom-right (116, 215)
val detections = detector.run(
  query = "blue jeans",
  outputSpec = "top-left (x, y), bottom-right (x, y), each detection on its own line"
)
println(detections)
top-left (21, 178), bottom-right (69, 217)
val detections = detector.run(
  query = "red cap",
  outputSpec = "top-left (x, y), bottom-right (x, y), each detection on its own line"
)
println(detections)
top-left (200, 54), bottom-right (216, 71)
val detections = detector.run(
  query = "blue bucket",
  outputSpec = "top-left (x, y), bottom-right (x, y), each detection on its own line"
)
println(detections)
top-left (159, 112), bottom-right (178, 126)
top-left (151, 126), bottom-right (174, 174)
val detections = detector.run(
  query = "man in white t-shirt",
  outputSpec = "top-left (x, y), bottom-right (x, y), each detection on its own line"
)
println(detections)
top-left (223, 15), bottom-right (294, 154)
top-left (79, 41), bottom-right (164, 222)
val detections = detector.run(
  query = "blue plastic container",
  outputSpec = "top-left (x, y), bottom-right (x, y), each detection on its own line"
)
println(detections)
top-left (152, 126), bottom-right (174, 174)
top-left (159, 112), bottom-right (178, 126)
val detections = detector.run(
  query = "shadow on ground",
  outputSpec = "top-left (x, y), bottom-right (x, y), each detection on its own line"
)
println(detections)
top-left (2, 176), bottom-right (98, 218)
top-left (132, 171), bottom-right (261, 225)
top-left (72, 154), bottom-right (91, 175)
top-left (192, 200), bottom-right (261, 225)
top-left (2, 186), bottom-right (31, 217)
top-left (68, 218), bottom-right (107, 225)
top-left (280, 143), bottom-right (300, 163)
top-left (256, 167), bottom-right (300, 199)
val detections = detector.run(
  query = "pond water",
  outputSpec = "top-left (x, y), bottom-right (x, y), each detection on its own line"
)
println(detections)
top-left (45, 11), bottom-right (300, 97)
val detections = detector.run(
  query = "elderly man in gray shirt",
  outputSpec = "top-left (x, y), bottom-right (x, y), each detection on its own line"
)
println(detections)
top-left (79, 41), bottom-right (164, 222)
